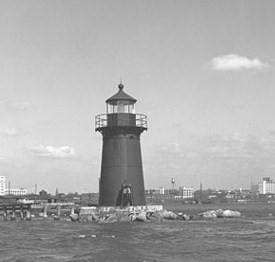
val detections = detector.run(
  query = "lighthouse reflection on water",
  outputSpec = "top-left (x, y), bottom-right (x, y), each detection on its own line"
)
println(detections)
top-left (95, 83), bottom-right (147, 207)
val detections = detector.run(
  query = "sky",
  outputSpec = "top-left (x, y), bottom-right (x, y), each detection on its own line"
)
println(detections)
top-left (1, 0), bottom-right (275, 193)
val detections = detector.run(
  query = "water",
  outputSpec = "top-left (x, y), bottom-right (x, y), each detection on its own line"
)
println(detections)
top-left (0, 203), bottom-right (274, 262)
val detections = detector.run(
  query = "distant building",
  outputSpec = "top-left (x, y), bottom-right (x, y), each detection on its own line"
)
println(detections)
top-left (159, 187), bottom-right (165, 195)
top-left (164, 188), bottom-right (179, 196)
top-left (0, 176), bottom-right (28, 196)
top-left (0, 176), bottom-right (5, 196)
top-left (5, 188), bottom-right (28, 196)
top-left (39, 189), bottom-right (48, 196)
top-left (259, 177), bottom-right (275, 194)
top-left (177, 187), bottom-right (194, 199)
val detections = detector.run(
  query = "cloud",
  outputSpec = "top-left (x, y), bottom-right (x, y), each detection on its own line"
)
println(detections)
top-left (155, 133), bottom-right (275, 161)
top-left (202, 134), bottom-right (275, 158)
top-left (0, 127), bottom-right (18, 136)
top-left (210, 54), bottom-right (268, 71)
top-left (30, 145), bottom-right (76, 158)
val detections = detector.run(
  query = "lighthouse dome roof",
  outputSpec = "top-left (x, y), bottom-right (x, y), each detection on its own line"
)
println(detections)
top-left (106, 83), bottom-right (137, 105)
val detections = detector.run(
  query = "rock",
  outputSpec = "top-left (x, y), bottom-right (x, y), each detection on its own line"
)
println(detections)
top-left (79, 207), bottom-right (97, 222)
top-left (98, 213), bottom-right (119, 223)
top-left (199, 209), bottom-right (241, 219)
top-left (146, 211), bottom-right (154, 219)
top-left (199, 210), bottom-right (218, 218)
top-left (79, 214), bottom-right (95, 222)
top-left (122, 211), bottom-right (134, 221)
top-left (221, 209), bottom-right (241, 218)
top-left (128, 213), bottom-right (136, 221)
top-left (215, 209), bottom-right (224, 218)
top-left (146, 211), bottom-right (162, 221)
top-left (161, 210), bottom-right (178, 220)
top-left (177, 212), bottom-right (192, 221)
top-left (182, 214), bottom-right (192, 221)
top-left (145, 211), bottom-right (159, 221)
top-left (176, 212), bottom-right (185, 220)
top-left (134, 211), bottom-right (148, 222)
top-left (117, 212), bottom-right (131, 222)
top-left (69, 213), bottom-right (79, 222)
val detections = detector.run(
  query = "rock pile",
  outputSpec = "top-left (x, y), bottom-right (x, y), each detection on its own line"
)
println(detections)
top-left (198, 209), bottom-right (241, 219)
top-left (69, 207), bottom-right (241, 223)
top-left (70, 208), bottom-right (193, 223)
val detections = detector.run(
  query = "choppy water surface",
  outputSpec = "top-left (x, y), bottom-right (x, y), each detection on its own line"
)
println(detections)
top-left (0, 203), bottom-right (274, 262)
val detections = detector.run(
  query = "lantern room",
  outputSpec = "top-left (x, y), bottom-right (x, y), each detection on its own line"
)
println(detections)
top-left (95, 83), bottom-right (147, 132)
top-left (105, 83), bottom-right (136, 114)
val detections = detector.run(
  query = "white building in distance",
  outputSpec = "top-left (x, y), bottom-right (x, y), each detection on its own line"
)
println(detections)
top-left (0, 175), bottom-right (28, 196)
top-left (159, 187), bottom-right (165, 195)
top-left (0, 176), bottom-right (5, 196)
top-left (5, 188), bottom-right (28, 196)
top-left (177, 187), bottom-right (194, 199)
top-left (259, 177), bottom-right (275, 194)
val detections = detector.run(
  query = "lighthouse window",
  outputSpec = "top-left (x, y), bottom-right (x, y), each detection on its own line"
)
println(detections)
top-left (128, 104), bottom-right (135, 114)
top-left (107, 104), bottom-right (115, 114)
top-left (118, 101), bottom-right (125, 113)
top-left (113, 104), bottom-right (118, 113)
top-left (107, 101), bottom-right (135, 114)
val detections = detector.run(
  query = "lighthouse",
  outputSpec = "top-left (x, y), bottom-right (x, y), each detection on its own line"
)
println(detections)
top-left (95, 83), bottom-right (147, 207)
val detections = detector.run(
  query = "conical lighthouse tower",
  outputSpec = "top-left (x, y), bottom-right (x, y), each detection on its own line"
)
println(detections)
top-left (95, 83), bottom-right (147, 206)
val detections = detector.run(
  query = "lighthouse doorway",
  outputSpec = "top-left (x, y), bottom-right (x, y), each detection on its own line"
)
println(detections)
top-left (116, 182), bottom-right (134, 207)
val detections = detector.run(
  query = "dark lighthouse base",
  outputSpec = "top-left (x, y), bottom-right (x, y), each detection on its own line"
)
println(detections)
top-left (98, 127), bottom-right (146, 207)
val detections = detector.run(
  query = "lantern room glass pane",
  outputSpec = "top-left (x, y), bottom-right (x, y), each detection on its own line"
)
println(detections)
top-left (129, 104), bottom-right (135, 114)
top-left (107, 104), bottom-right (113, 114)
top-left (107, 101), bottom-right (135, 114)
top-left (118, 101), bottom-right (125, 113)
